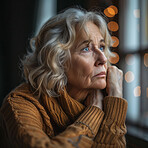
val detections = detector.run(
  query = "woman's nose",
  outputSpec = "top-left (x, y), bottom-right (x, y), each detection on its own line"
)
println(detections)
top-left (94, 46), bottom-right (107, 66)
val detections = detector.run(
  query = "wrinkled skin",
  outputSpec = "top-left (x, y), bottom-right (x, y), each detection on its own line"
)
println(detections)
top-left (66, 22), bottom-right (123, 110)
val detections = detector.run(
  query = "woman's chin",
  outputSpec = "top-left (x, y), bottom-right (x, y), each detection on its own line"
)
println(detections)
top-left (93, 80), bottom-right (106, 89)
top-left (98, 84), bottom-right (106, 89)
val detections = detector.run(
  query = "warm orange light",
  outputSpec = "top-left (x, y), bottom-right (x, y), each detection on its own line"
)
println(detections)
top-left (109, 52), bottom-right (119, 64)
top-left (111, 36), bottom-right (119, 47)
top-left (144, 53), bottom-right (148, 67)
top-left (134, 86), bottom-right (141, 97)
top-left (125, 71), bottom-right (135, 83)
top-left (125, 54), bottom-right (135, 65)
top-left (108, 21), bottom-right (119, 32)
top-left (107, 7), bottom-right (115, 16)
top-left (110, 5), bottom-right (118, 14)
top-left (104, 5), bottom-right (118, 18)
top-left (104, 8), bottom-right (115, 17)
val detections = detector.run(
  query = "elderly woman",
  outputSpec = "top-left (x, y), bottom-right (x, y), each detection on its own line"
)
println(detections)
top-left (0, 8), bottom-right (127, 148)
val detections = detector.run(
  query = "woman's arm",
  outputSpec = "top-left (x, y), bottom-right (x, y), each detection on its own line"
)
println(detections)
top-left (93, 66), bottom-right (128, 148)
top-left (0, 95), bottom-right (104, 148)
top-left (93, 96), bottom-right (127, 148)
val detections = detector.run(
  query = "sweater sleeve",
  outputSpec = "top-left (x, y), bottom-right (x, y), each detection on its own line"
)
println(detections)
top-left (92, 96), bottom-right (128, 148)
top-left (0, 96), bottom-right (104, 148)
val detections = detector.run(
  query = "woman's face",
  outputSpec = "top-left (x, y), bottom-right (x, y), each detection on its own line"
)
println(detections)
top-left (66, 22), bottom-right (107, 92)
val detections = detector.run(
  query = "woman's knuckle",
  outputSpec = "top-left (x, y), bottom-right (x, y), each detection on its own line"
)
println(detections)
top-left (119, 69), bottom-right (123, 74)
top-left (108, 66), bottom-right (116, 71)
top-left (112, 66), bottom-right (116, 69)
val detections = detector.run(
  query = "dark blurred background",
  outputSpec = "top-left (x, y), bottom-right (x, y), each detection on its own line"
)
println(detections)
top-left (0, 0), bottom-right (119, 105)
top-left (0, 0), bottom-right (148, 147)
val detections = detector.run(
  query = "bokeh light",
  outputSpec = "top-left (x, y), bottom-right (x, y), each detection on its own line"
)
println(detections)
top-left (133, 9), bottom-right (140, 18)
top-left (110, 5), bottom-right (118, 14)
top-left (134, 86), bottom-right (141, 97)
top-left (107, 7), bottom-right (115, 15)
top-left (104, 7), bottom-right (115, 17)
top-left (144, 53), bottom-right (148, 67)
top-left (111, 36), bottom-right (119, 47)
top-left (125, 71), bottom-right (135, 83)
top-left (109, 52), bottom-right (119, 64)
top-left (108, 21), bottom-right (119, 32)
top-left (125, 54), bottom-right (135, 65)
top-left (104, 5), bottom-right (118, 18)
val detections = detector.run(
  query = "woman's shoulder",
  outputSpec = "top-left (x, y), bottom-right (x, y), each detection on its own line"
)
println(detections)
top-left (0, 83), bottom-right (53, 147)
top-left (0, 83), bottom-right (48, 130)
top-left (0, 83), bottom-right (42, 114)
top-left (10, 82), bottom-right (35, 98)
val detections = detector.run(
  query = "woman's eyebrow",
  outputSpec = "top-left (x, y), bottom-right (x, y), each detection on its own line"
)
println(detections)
top-left (77, 40), bottom-right (92, 48)
top-left (77, 39), bottom-right (105, 49)
top-left (100, 39), bottom-right (105, 43)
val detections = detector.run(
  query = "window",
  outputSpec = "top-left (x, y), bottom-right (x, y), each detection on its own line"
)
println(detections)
top-left (35, 0), bottom-right (57, 35)
top-left (119, 0), bottom-right (148, 128)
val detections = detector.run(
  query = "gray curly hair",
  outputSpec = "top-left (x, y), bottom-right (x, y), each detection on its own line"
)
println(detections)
top-left (22, 7), bottom-right (113, 98)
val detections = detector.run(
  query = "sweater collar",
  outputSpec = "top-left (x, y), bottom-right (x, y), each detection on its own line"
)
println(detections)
top-left (41, 87), bottom-right (86, 129)
top-left (12, 83), bottom-right (86, 129)
top-left (57, 87), bottom-right (85, 121)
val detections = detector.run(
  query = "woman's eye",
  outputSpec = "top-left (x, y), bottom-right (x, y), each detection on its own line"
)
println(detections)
top-left (100, 46), bottom-right (105, 51)
top-left (82, 47), bottom-right (89, 52)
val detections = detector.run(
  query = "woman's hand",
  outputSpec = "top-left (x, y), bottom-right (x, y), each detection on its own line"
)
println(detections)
top-left (84, 89), bottom-right (104, 110)
top-left (106, 66), bottom-right (123, 98)
top-left (84, 66), bottom-right (123, 109)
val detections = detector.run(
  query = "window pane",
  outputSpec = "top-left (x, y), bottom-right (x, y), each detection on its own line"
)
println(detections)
top-left (141, 0), bottom-right (148, 48)
top-left (122, 54), bottom-right (141, 122)
top-left (141, 53), bottom-right (148, 126)
top-left (35, 0), bottom-right (57, 35)
top-left (120, 0), bottom-right (140, 51)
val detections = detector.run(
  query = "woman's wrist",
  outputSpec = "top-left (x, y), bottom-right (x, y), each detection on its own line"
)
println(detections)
top-left (92, 104), bottom-right (103, 110)
top-left (108, 89), bottom-right (122, 98)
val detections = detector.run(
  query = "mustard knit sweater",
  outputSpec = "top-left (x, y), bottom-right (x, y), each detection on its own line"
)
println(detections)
top-left (0, 83), bottom-right (128, 148)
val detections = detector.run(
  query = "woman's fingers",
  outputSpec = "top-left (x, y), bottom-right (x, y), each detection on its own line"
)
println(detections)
top-left (84, 66), bottom-right (123, 109)
top-left (106, 66), bottom-right (123, 98)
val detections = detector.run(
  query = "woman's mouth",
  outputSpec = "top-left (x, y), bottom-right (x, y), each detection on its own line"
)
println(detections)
top-left (94, 71), bottom-right (106, 77)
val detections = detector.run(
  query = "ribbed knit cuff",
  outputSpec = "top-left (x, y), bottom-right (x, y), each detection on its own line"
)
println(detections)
top-left (74, 106), bottom-right (104, 137)
top-left (103, 96), bottom-right (128, 125)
